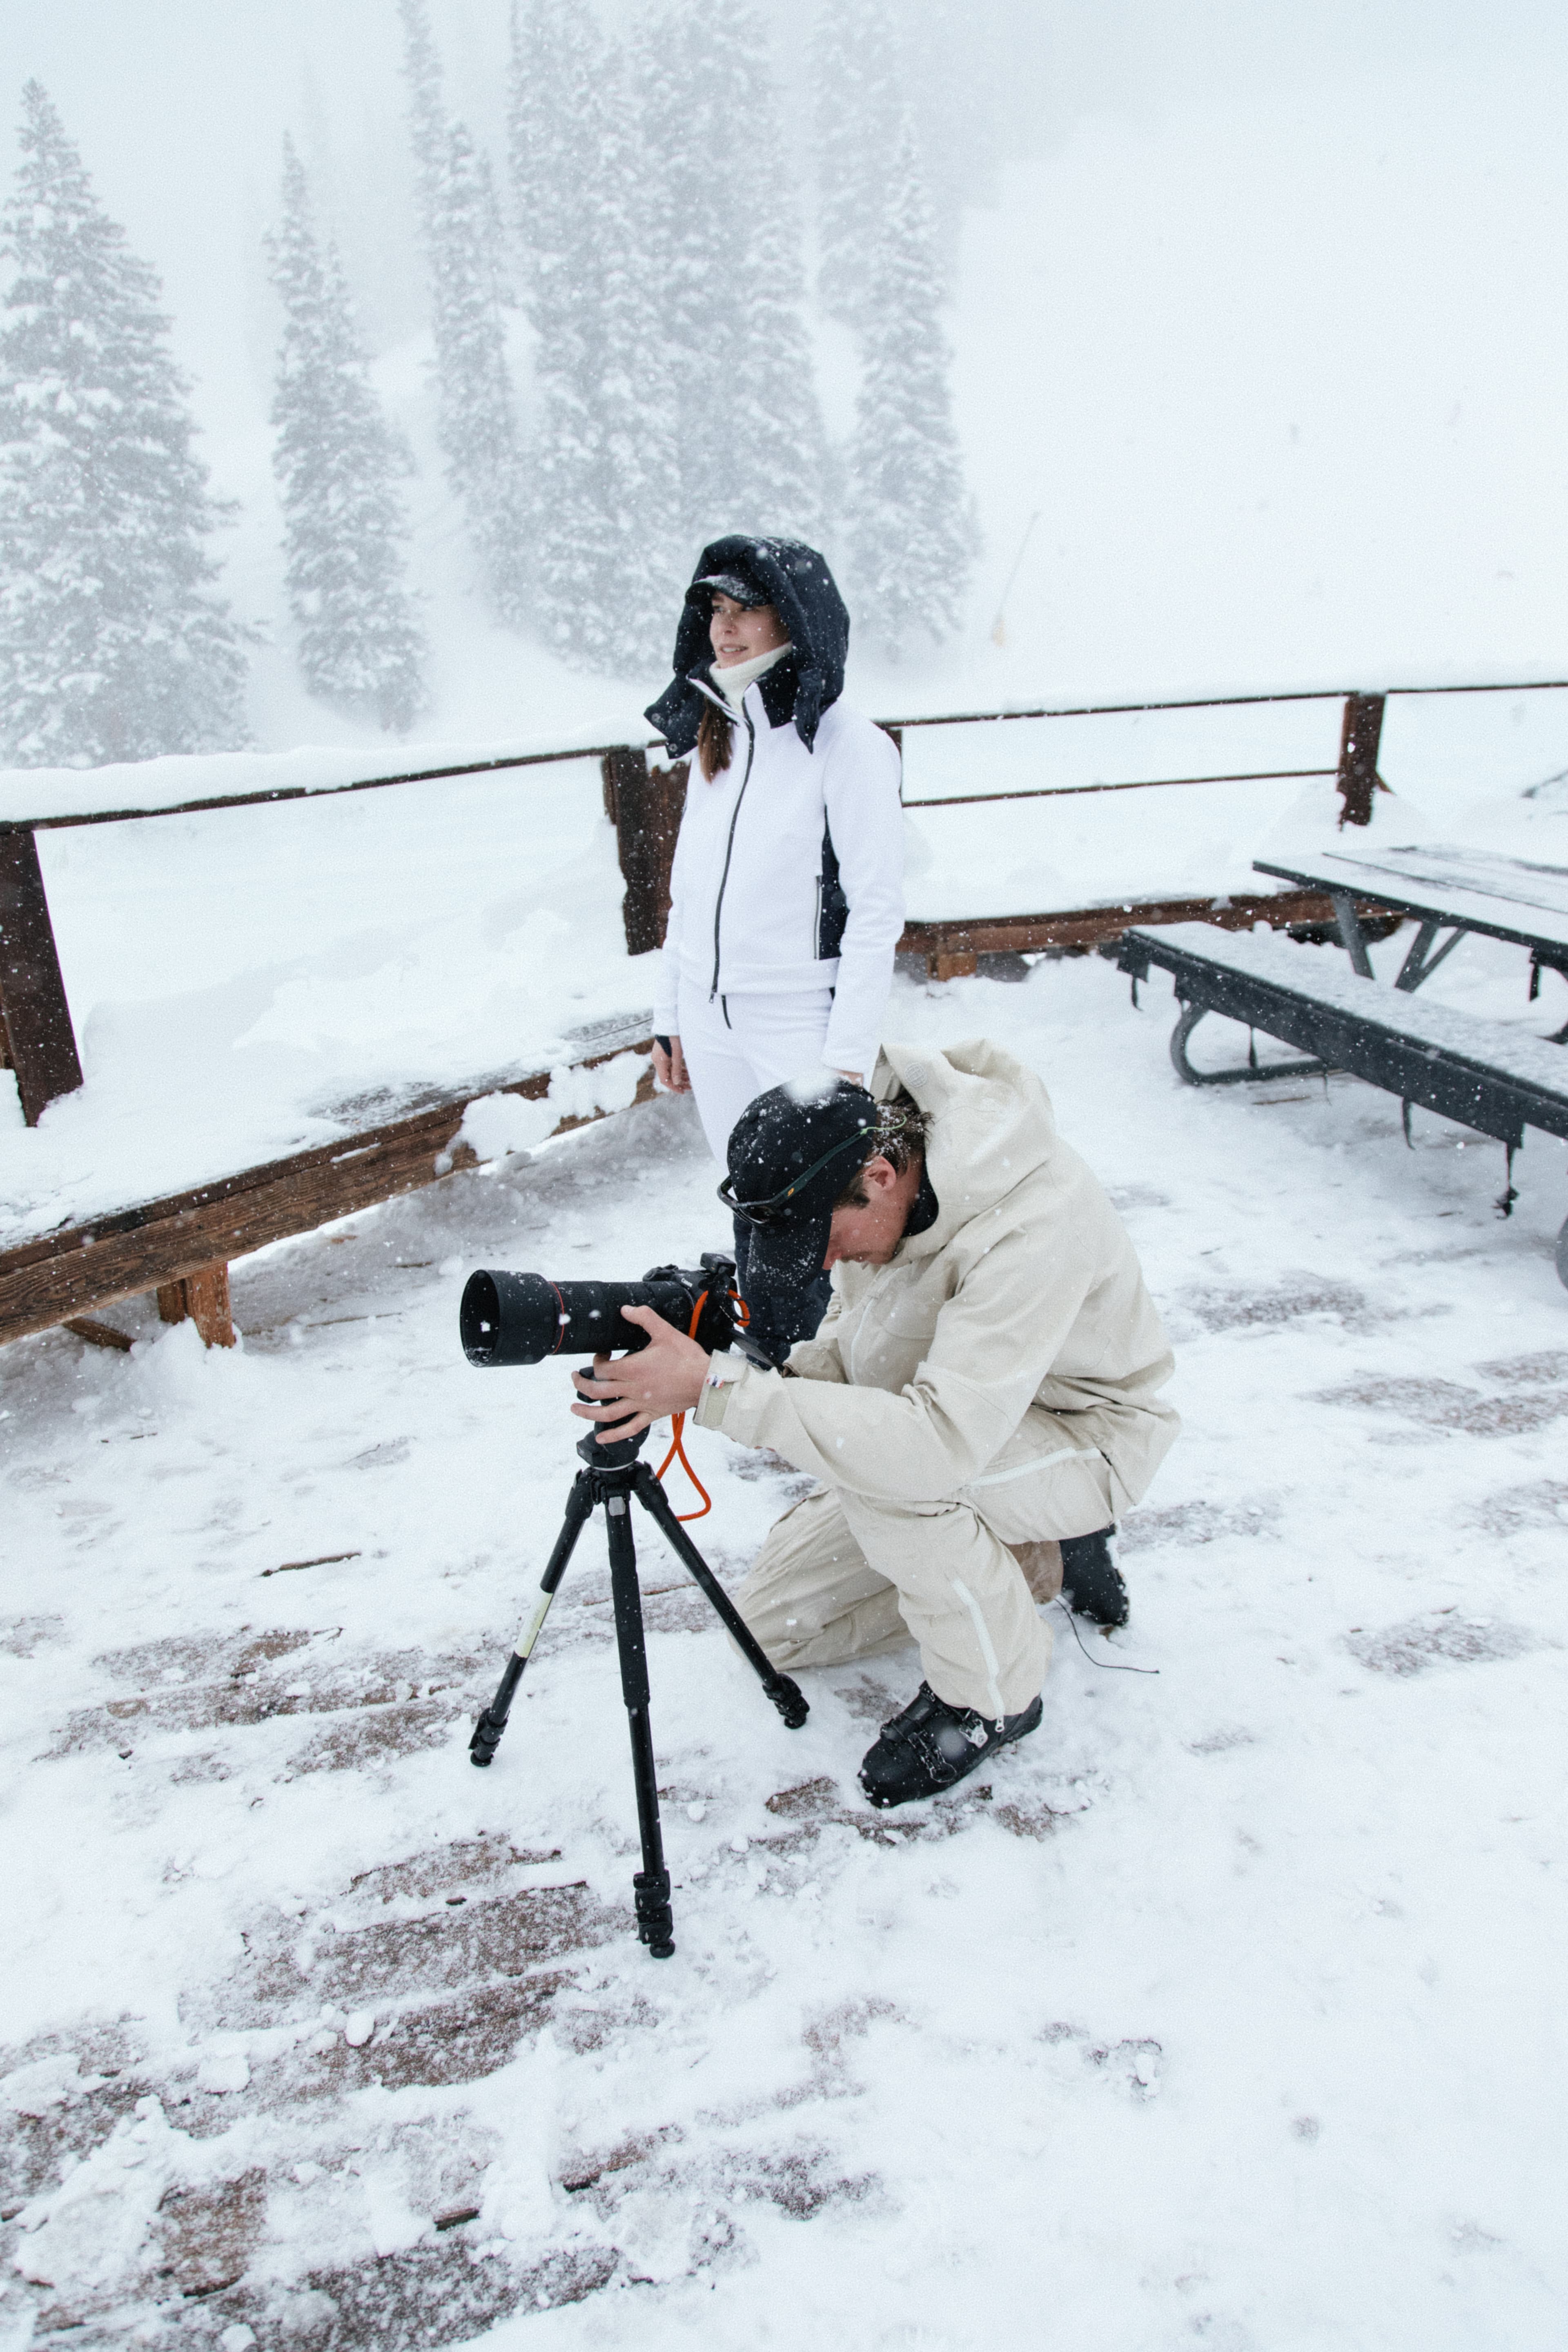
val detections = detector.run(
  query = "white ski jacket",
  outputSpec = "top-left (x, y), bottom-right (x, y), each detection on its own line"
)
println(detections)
top-left (653, 677), bottom-right (905, 1082)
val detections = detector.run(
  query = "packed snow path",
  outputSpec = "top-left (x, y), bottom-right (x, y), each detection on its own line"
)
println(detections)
top-left (2, 952), bottom-right (1565, 2351)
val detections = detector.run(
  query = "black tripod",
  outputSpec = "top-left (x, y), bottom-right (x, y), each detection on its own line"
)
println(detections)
top-left (470, 1425), bottom-right (808, 1958)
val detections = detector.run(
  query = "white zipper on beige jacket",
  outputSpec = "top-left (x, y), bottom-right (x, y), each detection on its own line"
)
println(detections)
top-left (693, 1036), bottom-right (1179, 1515)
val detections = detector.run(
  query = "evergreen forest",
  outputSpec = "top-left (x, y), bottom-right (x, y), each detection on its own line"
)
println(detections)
top-left (0, 0), bottom-right (973, 766)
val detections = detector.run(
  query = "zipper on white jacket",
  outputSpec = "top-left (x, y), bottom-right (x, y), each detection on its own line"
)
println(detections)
top-left (707, 693), bottom-right (757, 1003)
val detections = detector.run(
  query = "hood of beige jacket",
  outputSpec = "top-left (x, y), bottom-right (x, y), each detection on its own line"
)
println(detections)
top-left (869, 1035), bottom-right (1062, 1263)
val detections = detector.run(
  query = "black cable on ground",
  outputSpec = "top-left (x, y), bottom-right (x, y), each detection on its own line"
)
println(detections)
top-left (1053, 1597), bottom-right (1160, 1675)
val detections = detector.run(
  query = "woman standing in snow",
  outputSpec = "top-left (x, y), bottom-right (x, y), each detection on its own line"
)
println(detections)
top-left (644, 535), bottom-right (906, 1356)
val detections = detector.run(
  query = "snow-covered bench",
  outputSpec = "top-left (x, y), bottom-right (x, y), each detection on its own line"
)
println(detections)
top-left (2, 737), bottom-right (667, 1353)
top-left (0, 1016), bottom-right (653, 1352)
top-left (1110, 922), bottom-right (1568, 1285)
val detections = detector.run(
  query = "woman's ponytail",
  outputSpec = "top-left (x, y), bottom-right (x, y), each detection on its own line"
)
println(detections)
top-left (697, 699), bottom-right (733, 782)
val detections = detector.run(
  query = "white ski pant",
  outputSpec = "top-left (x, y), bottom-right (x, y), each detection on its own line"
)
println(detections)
top-left (734, 1406), bottom-right (1118, 1718)
top-left (675, 975), bottom-right (837, 1163)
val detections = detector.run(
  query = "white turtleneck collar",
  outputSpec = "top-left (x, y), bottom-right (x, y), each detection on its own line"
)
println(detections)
top-left (711, 640), bottom-right (793, 710)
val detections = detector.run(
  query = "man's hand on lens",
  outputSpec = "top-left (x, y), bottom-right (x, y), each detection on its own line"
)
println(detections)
top-left (570, 1303), bottom-right (710, 1441)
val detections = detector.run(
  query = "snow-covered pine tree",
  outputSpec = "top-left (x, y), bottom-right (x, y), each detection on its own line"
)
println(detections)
top-left (511, 3), bottom-right (680, 669)
top-left (588, 46), bottom-right (683, 666)
top-left (725, 67), bottom-right (828, 550)
top-left (508, 0), bottom-right (597, 321)
top-left (846, 111), bottom-right (974, 656)
top-left (398, 0), bottom-right (446, 247)
top-left (0, 81), bottom-right (248, 766)
top-left (811, 0), bottom-right (907, 327)
top-left (267, 140), bottom-right (427, 732)
top-left (510, 0), bottom-right (604, 658)
top-left (397, 0), bottom-right (528, 624)
top-left (433, 121), bottom-right (530, 624)
top-left (638, 0), bottom-right (824, 550)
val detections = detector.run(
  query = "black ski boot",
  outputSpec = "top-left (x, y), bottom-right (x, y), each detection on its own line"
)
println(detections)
top-left (858, 1682), bottom-right (1043, 1809)
top-left (1058, 1527), bottom-right (1129, 1628)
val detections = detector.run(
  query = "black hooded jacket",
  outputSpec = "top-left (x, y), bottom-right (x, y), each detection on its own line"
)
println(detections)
top-left (644, 536), bottom-right (850, 757)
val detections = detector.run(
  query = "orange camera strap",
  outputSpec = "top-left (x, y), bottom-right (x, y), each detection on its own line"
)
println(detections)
top-left (653, 1287), bottom-right (748, 1522)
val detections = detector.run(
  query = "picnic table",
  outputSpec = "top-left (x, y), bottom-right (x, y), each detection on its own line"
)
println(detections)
top-left (1254, 842), bottom-right (1568, 1029)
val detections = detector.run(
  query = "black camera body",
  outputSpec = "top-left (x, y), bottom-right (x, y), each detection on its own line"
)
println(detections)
top-left (460, 1252), bottom-right (744, 1368)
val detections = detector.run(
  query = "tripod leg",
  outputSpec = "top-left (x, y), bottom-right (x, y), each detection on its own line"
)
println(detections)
top-left (604, 1490), bottom-right (676, 1958)
top-left (470, 1473), bottom-right (595, 1766)
top-left (633, 1465), bottom-right (809, 1729)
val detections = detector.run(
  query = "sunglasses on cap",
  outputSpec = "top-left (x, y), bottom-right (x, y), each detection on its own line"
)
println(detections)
top-left (716, 1126), bottom-right (874, 1228)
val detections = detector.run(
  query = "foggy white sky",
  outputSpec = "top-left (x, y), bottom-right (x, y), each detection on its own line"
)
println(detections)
top-left (17, 0), bottom-right (1560, 394)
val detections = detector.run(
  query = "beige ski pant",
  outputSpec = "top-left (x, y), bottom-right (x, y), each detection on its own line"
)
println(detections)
top-left (733, 1405), bottom-right (1117, 1719)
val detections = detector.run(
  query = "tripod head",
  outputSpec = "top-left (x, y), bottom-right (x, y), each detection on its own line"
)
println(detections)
top-left (575, 1424), bottom-right (648, 1474)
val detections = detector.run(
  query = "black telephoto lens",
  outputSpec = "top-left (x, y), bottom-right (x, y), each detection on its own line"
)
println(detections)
top-left (460, 1271), bottom-right (704, 1366)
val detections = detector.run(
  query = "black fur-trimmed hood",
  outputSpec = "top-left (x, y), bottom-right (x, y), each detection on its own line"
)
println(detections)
top-left (645, 536), bottom-right (849, 757)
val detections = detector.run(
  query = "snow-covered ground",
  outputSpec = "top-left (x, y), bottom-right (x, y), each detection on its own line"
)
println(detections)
top-left (3, 940), bottom-right (1566, 2350)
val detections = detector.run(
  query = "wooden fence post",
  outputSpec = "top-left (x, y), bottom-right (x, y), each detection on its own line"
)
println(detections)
top-left (602, 746), bottom-right (688, 958)
top-left (1336, 694), bottom-right (1386, 828)
top-left (0, 827), bottom-right (84, 1127)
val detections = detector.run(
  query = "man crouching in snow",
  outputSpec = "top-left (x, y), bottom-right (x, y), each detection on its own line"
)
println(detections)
top-left (570, 1042), bottom-right (1179, 1809)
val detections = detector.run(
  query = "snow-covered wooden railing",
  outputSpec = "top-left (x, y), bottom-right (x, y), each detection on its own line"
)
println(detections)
top-left (3, 678), bottom-right (1566, 1127)
top-left (0, 733), bottom-right (642, 1124)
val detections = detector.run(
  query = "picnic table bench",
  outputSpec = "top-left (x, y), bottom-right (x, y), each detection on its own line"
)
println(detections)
top-left (1108, 919), bottom-right (1568, 1287)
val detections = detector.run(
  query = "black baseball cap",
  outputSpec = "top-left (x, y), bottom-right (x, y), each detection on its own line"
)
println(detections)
top-left (695, 569), bottom-right (769, 608)
top-left (718, 1081), bottom-right (880, 1299)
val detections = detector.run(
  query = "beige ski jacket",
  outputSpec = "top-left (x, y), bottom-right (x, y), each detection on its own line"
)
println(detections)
top-left (693, 1037), bottom-right (1178, 1515)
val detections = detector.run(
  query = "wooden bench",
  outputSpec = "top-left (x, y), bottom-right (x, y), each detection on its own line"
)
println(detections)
top-left (0, 1017), bottom-right (653, 1351)
top-left (1109, 922), bottom-right (1568, 1286)
top-left (2, 740), bottom-right (670, 1351)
